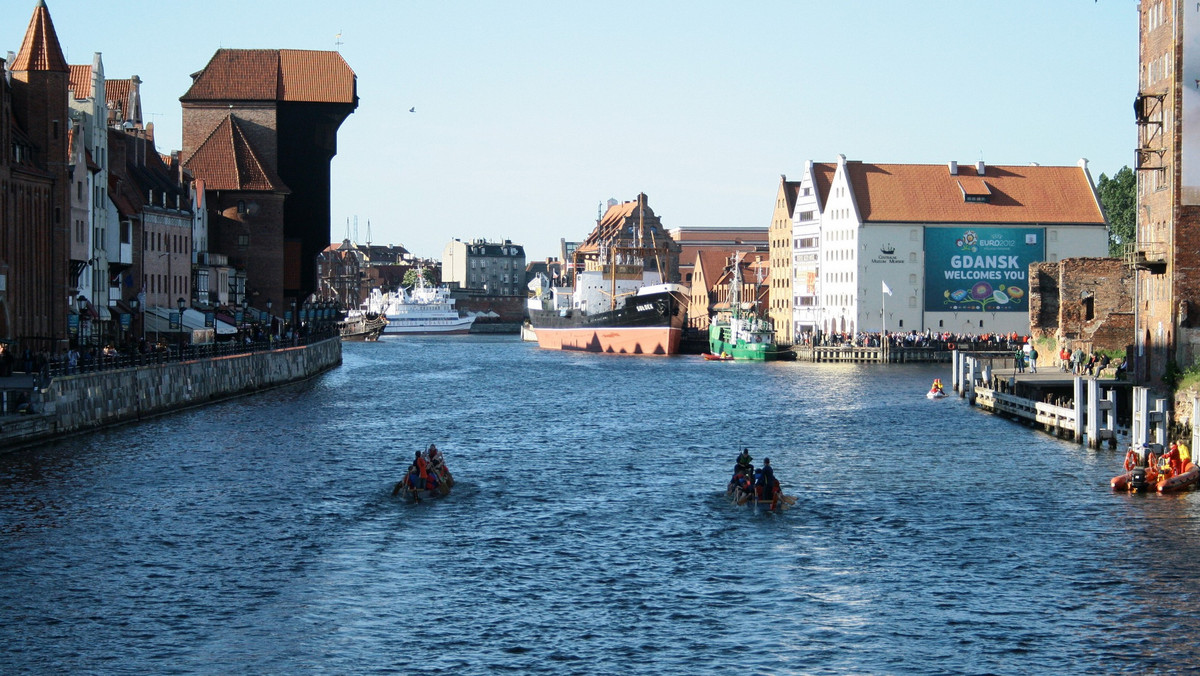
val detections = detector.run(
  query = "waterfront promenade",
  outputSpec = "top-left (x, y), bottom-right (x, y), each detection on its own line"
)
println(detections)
top-left (0, 333), bottom-right (342, 451)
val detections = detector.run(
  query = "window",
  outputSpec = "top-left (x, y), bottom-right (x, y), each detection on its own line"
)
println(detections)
top-left (237, 234), bottom-right (249, 247)
top-left (237, 200), bottom-right (247, 214)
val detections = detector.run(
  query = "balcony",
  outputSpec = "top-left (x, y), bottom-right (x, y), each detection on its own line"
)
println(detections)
top-left (1124, 241), bottom-right (1167, 273)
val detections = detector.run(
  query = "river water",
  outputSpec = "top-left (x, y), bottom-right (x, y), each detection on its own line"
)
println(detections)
top-left (2, 336), bottom-right (1198, 674)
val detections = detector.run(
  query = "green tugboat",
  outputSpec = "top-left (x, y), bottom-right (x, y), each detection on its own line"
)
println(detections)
top-left (707, 255), bottom-right (790, 361)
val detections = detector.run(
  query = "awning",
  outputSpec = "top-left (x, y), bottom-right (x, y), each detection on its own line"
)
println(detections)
top-left (144, 307), bottom-right (224, 341)
top-left (96, 306), bottom-right (112, 321)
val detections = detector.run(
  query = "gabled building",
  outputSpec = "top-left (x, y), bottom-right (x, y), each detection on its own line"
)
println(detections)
top-left (687, 249), bottom-right (733, 330)
top-left (768, 175), bottom-right (801, 345)
top-left (110, 127), bottom-right (193, 325)
top-left (807, 155), bottom-right (1107, 338)
top-left (180, 48), bottom-right (358, 312)
top-left (3, 0), bottom-right (71, 352)
top-left (577, 194), bottom-right (681, 284)
top-left (790, 161), bottom-right (835, 341)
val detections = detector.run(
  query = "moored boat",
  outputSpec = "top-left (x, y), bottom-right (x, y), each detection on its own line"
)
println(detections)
top-left (703, 352), bottom-right (733, 361)
top-left (338, 310), bottom-right (387, 341)
top-left (1158, 461), bottom-right (1199, 493)
top-left (707, 253), bottom-right (789, 361)
top-left (526, 193), bottom-right (688, 356)
top-left (371, 271), bottom-right (476, 336)
top-left (1112, 447), bottom-right (1159, 492)
top-left (1155, 443), bottom-right (1198, 493)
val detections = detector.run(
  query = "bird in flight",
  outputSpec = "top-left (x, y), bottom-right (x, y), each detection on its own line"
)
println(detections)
top-left (409, 107), bottom-right (416, 113)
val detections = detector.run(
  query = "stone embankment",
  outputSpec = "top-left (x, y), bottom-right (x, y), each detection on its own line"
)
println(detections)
top-left (0, 337), bottom-right (341, 451)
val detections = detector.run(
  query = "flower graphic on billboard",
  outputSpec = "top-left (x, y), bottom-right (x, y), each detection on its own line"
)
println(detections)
top-left (955, 230), bottom-right (978, 252)
top-left (943, 282), bottom-right (1025, 311)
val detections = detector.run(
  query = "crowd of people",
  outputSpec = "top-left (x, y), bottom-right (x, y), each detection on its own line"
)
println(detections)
top-left (1056, 346), bottom-right (1117, 376)
top-left (393, 444), bottom-right (454, 499)
top-left (797, 329), bottom-right (1031, 352)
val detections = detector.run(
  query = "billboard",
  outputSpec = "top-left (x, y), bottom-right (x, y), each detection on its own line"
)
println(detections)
top-left (924, 228), bottom-right (1044, 313)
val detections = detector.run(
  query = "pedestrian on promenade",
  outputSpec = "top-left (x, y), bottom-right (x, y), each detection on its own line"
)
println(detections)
top-left (1029, 346), bottom-right (1038, 374)
top-left (1014, 347), bottom-right (1025, 374)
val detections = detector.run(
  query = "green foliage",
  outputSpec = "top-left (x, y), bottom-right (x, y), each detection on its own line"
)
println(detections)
top-left (1168, 360), bottom-right (1200, 393)
top-left (1096, 166), bottom-right (1135, 258)
top-left (402, 268), bottom-right (436, 289)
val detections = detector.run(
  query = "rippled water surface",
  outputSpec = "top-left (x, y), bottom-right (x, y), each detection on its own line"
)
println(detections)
top-left (3, 337), bottom-right (1200, 674)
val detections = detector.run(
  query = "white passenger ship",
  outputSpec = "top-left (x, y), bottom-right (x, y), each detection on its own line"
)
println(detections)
top-left (368, 274), bottom-right (475, 335)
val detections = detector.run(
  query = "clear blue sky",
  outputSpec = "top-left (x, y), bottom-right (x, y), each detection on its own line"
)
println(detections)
top-left (14, 0), bottom-right (1138, 262)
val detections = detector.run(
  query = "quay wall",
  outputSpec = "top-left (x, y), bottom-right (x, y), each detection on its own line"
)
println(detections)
top-left (0, 338), bottom-right (341, 450)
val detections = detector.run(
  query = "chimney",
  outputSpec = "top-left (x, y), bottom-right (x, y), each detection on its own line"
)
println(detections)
top-left (948, 161), bottom-right (958, 175)
top-left (976, 160), bottom-right (985, 175)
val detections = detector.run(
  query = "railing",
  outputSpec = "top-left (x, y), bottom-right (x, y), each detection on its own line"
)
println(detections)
top-left (42, 328), bottom-right (340, 382)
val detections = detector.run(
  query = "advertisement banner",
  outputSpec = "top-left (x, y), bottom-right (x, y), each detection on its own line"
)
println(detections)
top-left (924, 228), bottom-right (1044, 312)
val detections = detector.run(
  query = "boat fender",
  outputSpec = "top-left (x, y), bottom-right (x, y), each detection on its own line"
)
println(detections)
top-left (1124, 449), bottom-right (1137, 471)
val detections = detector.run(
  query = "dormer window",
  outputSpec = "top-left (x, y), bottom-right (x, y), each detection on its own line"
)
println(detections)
top-left (957, 178), bottom-right (992, 203)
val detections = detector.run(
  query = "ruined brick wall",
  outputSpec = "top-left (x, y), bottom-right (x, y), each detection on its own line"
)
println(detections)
top-left (1028, 263), bottom-right (1059, 338)
top-left (1029, 257), bottom-right (1133, 353)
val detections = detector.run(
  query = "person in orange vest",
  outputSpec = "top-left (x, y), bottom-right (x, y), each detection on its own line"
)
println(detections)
top-left (413, 451), bottom-right (429, 489)
top-left (1164, 442), bottom-right (1183, 477)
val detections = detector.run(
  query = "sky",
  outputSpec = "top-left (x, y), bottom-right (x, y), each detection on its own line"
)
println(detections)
top-left (8, 0), bottom-right (1139, 262)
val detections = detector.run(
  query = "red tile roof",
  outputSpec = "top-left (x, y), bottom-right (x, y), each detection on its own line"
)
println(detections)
top-left (183, 114), bottom-right (290, 192)
top-left (11, 0), bottom-right (68, 72)
top-left (181, 48), bottom-right (356, 104)
top-left (843, 162), bottom-right (1104, 225)
top-left (106, 79), bottom-right (133, 112)
top-left (811, 163), bottom-right (836, 205)
top-left (783, 179), bottom-right (801, 216)
top-left (68, 64), bottom-right (92, 99)
top-left (693, 249), bottom-right (732, 293)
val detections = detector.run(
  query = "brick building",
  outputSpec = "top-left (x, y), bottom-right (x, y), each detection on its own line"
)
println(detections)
top-left (1130, 2), bottom-right (1200, 386)
top-left (181, 49), bottom-right (357, 313)
top-left (768, 175), bottom-right (801, 345)
top-left (2, 1), bottom-right (71, 352)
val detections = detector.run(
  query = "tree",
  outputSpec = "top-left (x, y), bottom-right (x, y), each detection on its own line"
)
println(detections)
top-left (402, 268), bottom-right (436, 289)
top-left (1097, 166), bottom-right (1135, 257)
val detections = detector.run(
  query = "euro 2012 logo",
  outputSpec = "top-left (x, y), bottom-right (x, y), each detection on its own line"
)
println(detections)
top-left (956, 231), bottom-right (978, 252)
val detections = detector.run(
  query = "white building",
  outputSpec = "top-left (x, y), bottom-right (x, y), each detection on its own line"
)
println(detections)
top-left (442, 238), bottom-right (527, 296)
top-left (792, 155), bottom-right (1109, 338)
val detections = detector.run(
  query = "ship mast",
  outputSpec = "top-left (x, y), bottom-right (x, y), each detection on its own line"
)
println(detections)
top-left (729, 252), bottom-right (742, 315)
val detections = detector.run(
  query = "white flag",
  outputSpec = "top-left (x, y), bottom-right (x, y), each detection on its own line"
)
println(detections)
top-left (882, 280), bottom-right (893, 296)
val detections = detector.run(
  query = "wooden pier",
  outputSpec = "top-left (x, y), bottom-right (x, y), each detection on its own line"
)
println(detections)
top-left (952, 350), bottom-right (1155, 451)
top-left (794, 344), bottom-right (1008, 364)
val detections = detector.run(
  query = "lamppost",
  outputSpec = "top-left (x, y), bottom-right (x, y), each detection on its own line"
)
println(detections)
top-left (177, 296), bottom-right (187, 357)
top-left (291, 300), bottom-right (297, 339)
top-left (266, 298), bottom-right (273, 341)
